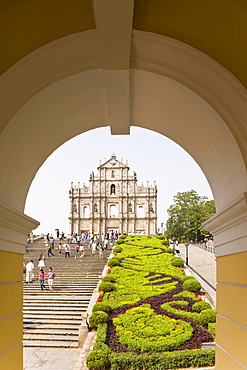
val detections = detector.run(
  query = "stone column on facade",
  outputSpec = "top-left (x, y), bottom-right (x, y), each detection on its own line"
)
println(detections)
top-left (70, 183), bottom-right (74, 234)
top-left (203, 193), bottom-right (247, 370)
top-left (147, 182), bottom-right (150, 235)
top-left (99, 169), bottom-right (102, 237)
top-left (133, 175), bottom-right (136, 234)
top-left (90, 173), bottom-right (94, 235)
top-left (104, 168), bottom-right (106, 234)
top-left (78, 183), bottom-right (81, 235)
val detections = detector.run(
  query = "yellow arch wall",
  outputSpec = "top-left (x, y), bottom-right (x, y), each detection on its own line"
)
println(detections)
top-left (0, 251), bottom-right (23, 369)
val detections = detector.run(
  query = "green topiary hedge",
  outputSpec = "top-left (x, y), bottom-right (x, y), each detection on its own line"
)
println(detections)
top-left (89, 323), bottom-right (215, 370)
top-left (113, 304), bottom-right (193, 352)
top-left (98, 281), bottom-right (115, 293)
top-left (208, 322), bottom-right (216, 337)
top-left (192, 301), bottom-right (212, 312)
top-left (102, 275), bottom-right (116, 283)
top-left (198, 309), bottom-right (217, 327)
top-left (161, 240), bottom-right (169, 245)
top-left (182, 275), bottom-right (197, 283)
top-left (92, 302), bottom-right (113, 315)
top-left (86, 350), bottom-right (110, 370)
top-left (165, 247), bottom-right (174, 253)
top-left (108, 349), bottom-right (215, 370)
top-left (116, 239), bottom-right (124, 245)
top-left (173, 291), bottom-right (197, 301)
top-left (89, 311), bottom-right (109, 329)
top-left (107, 258), bottom-right (121, 267)
top-left (182, 278), bottom-right (201, 292)
top-left (171, 257), bottom-right (184, 267)
top-left (113, 245), bottom-right (122, 253)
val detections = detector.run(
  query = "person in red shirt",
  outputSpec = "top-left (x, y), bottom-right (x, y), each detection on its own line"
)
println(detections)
top-left (39, 269), bottom-right (45, 290)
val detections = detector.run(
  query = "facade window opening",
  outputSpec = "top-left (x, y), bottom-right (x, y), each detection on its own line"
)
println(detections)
top-left (94, 204), bottom-right (98, 212)
top-left (109, 204), bottom-right (117, 218)
top-left (83, 206), bottom-right (89, 218)
top-left (128, 204), bottom-right (132, 212)
top-left (138, 205), bottom-right (144, 217)
top-left (110, 184), bottom-right (116, 194)
top-left (149, 203), bottom-right (154, 212)
top-left (111, 170), bottom-right (115, 178)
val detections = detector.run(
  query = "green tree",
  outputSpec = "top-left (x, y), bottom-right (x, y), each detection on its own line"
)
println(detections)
top-left (166, 190), bottom-right (216, 241)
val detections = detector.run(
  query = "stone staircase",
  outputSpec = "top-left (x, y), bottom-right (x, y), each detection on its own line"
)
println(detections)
top-left (23, 239), bottom-right (112, 348)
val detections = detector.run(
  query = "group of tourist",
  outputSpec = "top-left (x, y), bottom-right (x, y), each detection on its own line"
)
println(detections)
top-left (25, 257), bottom-right (56, 291)
top-left (44, 231), bottom-right (116, 260)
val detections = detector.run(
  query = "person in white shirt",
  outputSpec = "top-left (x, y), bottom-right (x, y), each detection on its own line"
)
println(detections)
top-left (25, 260), bottom-right (34, 283)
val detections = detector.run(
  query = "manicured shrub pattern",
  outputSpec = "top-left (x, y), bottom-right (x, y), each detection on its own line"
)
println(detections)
top-left (107, 258), bottom-right (121, 267)
top-left (86, 350), bottom-right (110, 369)
top-left (208, 322), bottom-right (216, 337)
top-left (113, 246), bottom-right (122, 253)
top-left (88, 235), bottom-right (215, 369)
top-left (116, 239), bottom-right (124, 245)
top-left (98, 282), bottom-right (115, 293)
top-left (92, 303), bottom-right (113, 315)
top-left (171, 257), bottom-right (184, 267)
top-left (113, 304), bottom-right (194, 352)
top-left (165, 247), bottom-right (174, 253)
top-left (182, 278), bottom-right (202, 292)
top-left (89, 311), bottom-right (109, 328)
top-left (161, 240), bottom-right (169, 245)
top-left (192, 301), bottom-right (212, 312)
top-left (102, 275), bottom-right (116, 283)
top-left (182, 275), bottom-right (197, 282)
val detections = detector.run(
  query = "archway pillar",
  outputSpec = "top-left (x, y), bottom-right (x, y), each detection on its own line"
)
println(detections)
top-left (0, 201), bottom-right (39, 369)
top-left (203, 193), bottom-right (247, 370)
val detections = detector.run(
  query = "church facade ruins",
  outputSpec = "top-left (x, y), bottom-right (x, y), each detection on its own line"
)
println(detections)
top-left (69, 155), bottom-right (157, 235)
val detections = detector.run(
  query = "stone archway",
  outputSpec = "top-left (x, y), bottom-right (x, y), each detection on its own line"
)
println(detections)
top-left (0, 31), bottom-right (246, 369)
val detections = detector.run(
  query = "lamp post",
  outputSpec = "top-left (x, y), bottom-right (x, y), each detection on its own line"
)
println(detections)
top-left (183, 219), bottom-right (190, 266)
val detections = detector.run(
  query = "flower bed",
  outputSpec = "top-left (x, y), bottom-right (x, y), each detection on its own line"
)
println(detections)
top-left (86, 236), bottom-right (215, 369)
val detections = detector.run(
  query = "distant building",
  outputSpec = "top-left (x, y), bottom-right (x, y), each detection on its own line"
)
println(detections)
top-left (69, 154), bottom-right (157, 235)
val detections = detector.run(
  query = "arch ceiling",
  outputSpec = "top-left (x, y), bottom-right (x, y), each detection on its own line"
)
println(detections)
top-left (0, 0), bottom-right (247, 216)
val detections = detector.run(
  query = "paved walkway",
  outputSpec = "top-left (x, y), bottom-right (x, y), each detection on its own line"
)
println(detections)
top-left (178, 243), bottom-right (216, 307)
top-left (24, 243), bottom-right (216, 369)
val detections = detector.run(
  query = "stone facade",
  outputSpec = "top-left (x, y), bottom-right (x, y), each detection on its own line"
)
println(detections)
top-left (69, 155), bottom-right (157, 235)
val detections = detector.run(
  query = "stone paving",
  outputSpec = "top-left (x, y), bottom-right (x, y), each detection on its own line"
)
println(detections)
top-left (24, 243), bottom-right (216, 370)
top-left (178, 243), bottom-right (216, 307)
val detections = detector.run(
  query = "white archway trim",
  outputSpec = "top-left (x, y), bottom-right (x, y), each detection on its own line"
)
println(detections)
top-left (203, 193), bottom-right (247, 257)
top-left (92, 0), bottom-right (134, 69)
top-left (0, 30), bottom-right (100, 136)
top-left (0, 201), bottom-right (39, 254)
top-left (131, 30), bottom-right (247, 166)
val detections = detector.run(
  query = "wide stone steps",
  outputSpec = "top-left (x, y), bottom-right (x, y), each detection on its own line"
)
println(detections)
top-left (23, 302), bottom-right (89, 308)
top-left (24, 334), bottom-right (78, 341)
top-left (24, 319), bottom-right (83, 326)
top-left (23, 340), bottom-right (79, 348)
top-left (23, 239), bottom-right (112, 348)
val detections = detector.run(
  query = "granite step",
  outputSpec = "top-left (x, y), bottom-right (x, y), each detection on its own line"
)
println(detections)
top-left (23, 319), bottom-right (83, 325)
top-left (24, 334), bottom-right (78, 341)
top-left (23, 340), bottom-right (78, 348)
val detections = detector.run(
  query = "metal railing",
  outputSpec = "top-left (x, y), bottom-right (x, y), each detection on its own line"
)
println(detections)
top-left (191, 242), bottom-right (215, 254)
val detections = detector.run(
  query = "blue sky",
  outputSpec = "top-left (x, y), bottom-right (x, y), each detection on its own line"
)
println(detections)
top-left (24, 126), bottom-right (213, 236)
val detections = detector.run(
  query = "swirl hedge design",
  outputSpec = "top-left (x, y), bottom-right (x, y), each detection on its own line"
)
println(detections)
top-left (113, 304), bottom-right (194, 352)
top-left (88, 236), bottom-right (215, 369)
